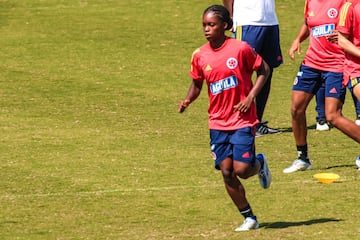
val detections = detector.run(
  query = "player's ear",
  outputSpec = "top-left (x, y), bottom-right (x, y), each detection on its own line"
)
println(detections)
top-left (223, 22), bottom-right (228, 31)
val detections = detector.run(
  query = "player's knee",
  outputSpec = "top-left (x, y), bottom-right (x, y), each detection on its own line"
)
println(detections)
top-left (221, 168), bottom-right (236, 185)
top-left (326, 109), bottom-right (341, 126)
top-left (290, 105), bottom-right (304, 119)
top-left (236, 169), bottom-right (251, 179)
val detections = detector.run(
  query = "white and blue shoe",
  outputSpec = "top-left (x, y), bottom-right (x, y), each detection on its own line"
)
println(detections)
top-left (283, 159), bottom-right (312, 173)
top-left (235, 217), bottom-right (259, 231)
top-left (257, 153), bottom-right (272, 189)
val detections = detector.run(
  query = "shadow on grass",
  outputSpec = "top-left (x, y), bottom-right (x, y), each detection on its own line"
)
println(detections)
top-left (279, 124), bottom-right (333, 133)
top-left (322, 164), bottom-right (356, 170)
top-left (279, 127), bottom-right (293, 133)
top-left (260, 218), bottom-right (342, 229)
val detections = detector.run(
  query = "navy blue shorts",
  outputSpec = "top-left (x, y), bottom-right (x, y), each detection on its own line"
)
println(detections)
top-left (210, 127), bottom-right (256, 170)
top-left (293, 65), bottom-right (346, 102)
top-left (234, 25), bottom-right (283, 68)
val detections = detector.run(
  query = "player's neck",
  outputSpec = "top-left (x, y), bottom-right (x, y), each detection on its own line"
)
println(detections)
top-left (210, 36), bottom-right (226, 49)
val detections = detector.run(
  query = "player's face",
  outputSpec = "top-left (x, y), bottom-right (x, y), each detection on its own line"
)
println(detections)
top-left (202, 12), bottom-right (226, 42)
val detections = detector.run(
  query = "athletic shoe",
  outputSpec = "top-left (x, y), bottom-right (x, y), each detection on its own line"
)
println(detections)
top-left (257, 153), bottom-right (272, 189)
top-left (256, 121), bottom-right (281, 137)
top-left (316, 120), bottom-right (330, 131)
top-left (356, 155), bottom-right (360, 170)
top-left (283, 159), bottom-right (312, 173)
top-left (234, 217), bottom-right (259, 231)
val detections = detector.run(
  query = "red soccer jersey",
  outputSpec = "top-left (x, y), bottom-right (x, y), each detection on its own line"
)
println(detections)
top-left (190, 37), bottom-right (262, 130)
top-left (303, 0), bottom-right (346, 72)
top-left (338, 0), bottom-right (360, 81)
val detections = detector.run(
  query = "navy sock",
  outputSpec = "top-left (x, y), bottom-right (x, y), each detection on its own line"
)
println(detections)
top-left (239, 205), bottom-right (255, 219)
top-left (297, 144), bottom-right (310, 163)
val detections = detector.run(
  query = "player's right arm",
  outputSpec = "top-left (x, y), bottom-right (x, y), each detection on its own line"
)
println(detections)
top-left (178, 80), bottom-right (203, 113)
top-left (289, 21), bottom-right (309, 60)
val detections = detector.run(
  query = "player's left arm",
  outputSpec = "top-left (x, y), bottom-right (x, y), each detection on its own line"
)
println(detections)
top-left (250, 60), bottom-right (270, 101)
top-left (233, 60), bottom-right (270, 113)
top-left (338, 32), bottom-right (360, 58)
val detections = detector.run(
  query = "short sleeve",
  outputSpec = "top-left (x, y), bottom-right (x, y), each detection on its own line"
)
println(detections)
top-left (189, 48), bottom-right (204, 81)
top-left (338, 2), bottom-right (353, 35)
top-left (239, 42), bottom-right (263, 72)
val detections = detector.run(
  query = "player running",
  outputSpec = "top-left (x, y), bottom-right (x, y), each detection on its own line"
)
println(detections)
top-left (178, 5), bottom-right (272, 231)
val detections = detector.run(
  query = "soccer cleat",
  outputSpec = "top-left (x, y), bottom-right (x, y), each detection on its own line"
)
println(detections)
top-left (356, 155), bottom-right (360, 170)
top-left (257, 153), bottom-right (272, 189)
top-left (283, 159), bottom-right (312, 173)
top-left (256, 121), bottom-right (281, 137)
top-left (316, 120), bottom-right (330, 131)
top-left (234, 217), bottom-right (259, 231)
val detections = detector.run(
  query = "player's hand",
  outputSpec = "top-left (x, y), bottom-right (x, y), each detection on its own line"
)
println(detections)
top-left (178, 100), bottom-right (190, 113)
top-left (233, 99), bottom-right (251, 113)
top-left (289, 40), bottom-right (301, 61)
top-left (326, 30), bottom-right (338, 44)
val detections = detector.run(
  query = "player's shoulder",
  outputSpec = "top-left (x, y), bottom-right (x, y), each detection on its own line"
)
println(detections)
top-left (352, 0), bottom-right (360, 7)
top-left (192, 42), bottom-right (210, 55)
top-left (340, 0), bottom-right (360, 15)
top-left (231, 39), bottom-right (254, 53)
top-left (226, 38), bottom-right (251, 49)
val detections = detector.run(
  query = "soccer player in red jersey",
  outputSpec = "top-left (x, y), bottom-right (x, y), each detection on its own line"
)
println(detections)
top-left (178, 5), bottom-right (271, 231)
top-left (337, 0), bottom-right (360, 168)
top-left (284, 0), bottom-right (360, 173)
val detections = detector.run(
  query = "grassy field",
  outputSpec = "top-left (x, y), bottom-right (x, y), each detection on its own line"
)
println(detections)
top-left (0, 0), bottom-right (359, 239)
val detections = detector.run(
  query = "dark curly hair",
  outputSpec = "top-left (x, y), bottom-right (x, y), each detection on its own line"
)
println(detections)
top-left (203, 5), bottom-right (233, 30)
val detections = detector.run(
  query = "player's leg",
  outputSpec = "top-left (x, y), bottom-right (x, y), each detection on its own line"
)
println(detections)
top-left (240, 26), bottom-right (283, 135)
top-left (211, 130), bottom-right (257, 230)
top-left (256, 25), bottom-right (283, 124)
top-left (217, 158), bottom-right (259, 231)
top-left (291, 90), bottom-right (314, 147)
top-left (284, 65), bottom-right (320, 173)
top-left (325, 97), bottom-right (360, 142)
top-left (315, 83), bottom-right (330, 130)
top-left (210, 130), bottom-right (254, 216)
top-left (219, 157), bottom-right (249, 209)
top-left (230, 127), bottom-right (272, 190)
top-left (256, 68), bottom-right (272, 122)
top-left (352, 80), bottom-right (360, 125)
top-left (326, 75), bottom-right (360, 143)
top-left (351, 81), bottom-right (360, 169)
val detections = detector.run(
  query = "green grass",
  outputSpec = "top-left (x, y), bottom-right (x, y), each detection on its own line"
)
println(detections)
top-left (0, 0), bottom-right (359, 239)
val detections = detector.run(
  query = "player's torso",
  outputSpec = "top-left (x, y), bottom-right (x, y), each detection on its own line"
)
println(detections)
top-left (305, 0), bottom-right (344, 29)
top-left (196, 40), bottom-right (257, 130)
top-left (198, 41), bottom-right (253, 95)
top-left (304, 0), bottom-right (345, 71)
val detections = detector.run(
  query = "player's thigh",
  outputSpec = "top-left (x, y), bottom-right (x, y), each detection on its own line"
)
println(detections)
top-left (292, 90), bottom-right (314, 113)
top-left (231, 127), bottom-right (256, 166)
top-left (292, 65), bottom-right (321, 111)
top-left (325, 97), bottom-right (343, 119)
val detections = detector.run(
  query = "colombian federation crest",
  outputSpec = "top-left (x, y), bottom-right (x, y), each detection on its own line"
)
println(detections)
top-left (226, 57), bottom-right (238, 69)
top-left (327, 8), bottom-right (338, 18)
